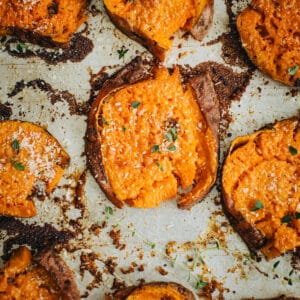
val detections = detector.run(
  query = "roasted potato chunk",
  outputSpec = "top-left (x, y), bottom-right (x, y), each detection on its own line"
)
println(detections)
top-left (237, 0), bottom-right (300, 86)
top-left (0, 120), bottom-right (69, 217)
top-left (222, 118), bottom-right (300, 258)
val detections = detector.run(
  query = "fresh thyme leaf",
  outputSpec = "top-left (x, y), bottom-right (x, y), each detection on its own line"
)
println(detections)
top-left (195, 279), bottom-right (208, 290)
top-left (295, 212), bottom-right (300, 220)
top-left (288, 65), bottom-right (299, 76)
top-left (131, 101), bottom-right (140, 108)
top-left (105, 206), bottom-right (113, 215)
top-left (281, 214), bottom-right (292, 223)
top-left (117, 48), bottom-right (129, 59)
top-left (215, 241), bottom-right (220, 249)
top-left (151, 243), bottom-right (156, 249)
top-left (251, 200), bottom-right (264, 211)
top-left (151, 144), bottom-right (160, 153)
top-left (102, 117), bottom-right (109, 126)
top-left (122, 125), bottom-right (127, 132)
top-left (164, 133), bottom-right (172, 142)
top-left (288, 278), bottom-right (293, 286)
top-left (12, 139), bottom-right (20, 151)
top-left (16, 43), bottom-right (28, 53)
top-left (169, 127), bottom-right (178, 141)
top-left (273, 261), bottom-right (280, 269)
top-left (289, 269), bottom-right (294, 276)
top-left (155, 162), bottom-right (164, 171)
top-left (11, 159), bottom-right (25, 171)
top-left (168, 145), bottom-right (176, 152)
top-left (289, 145), bottom-right (298, 156)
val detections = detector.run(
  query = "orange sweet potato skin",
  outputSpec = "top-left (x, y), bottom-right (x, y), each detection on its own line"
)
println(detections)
top-left (85, 57), bottom-right (219, 209)
top-left (222, 118), bottom-right (300, 258)
top-left (104, 0), bottom-right (214, 61)
top-left (111, 282), bottom-right (195, 300)
top-left (237, 0), bottom-right (300, 87)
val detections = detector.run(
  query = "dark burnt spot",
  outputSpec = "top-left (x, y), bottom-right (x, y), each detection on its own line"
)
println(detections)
top-left (0, 216), bottom-right (73, 260)
top-left (8, 79), bottom-right (90, 116)
top-left (48, 1), bottom-right (59, 16)
top-left (0, 103), bottom-right (12, 120)
top-left (3, 33), bottom-right (93, 64)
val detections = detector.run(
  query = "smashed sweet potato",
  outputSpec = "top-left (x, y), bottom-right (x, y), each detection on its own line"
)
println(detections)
top-left (0, 246), bottom-right (80, 300)
top-left (237, 0), bottom-right (300, 86)
top-left (222, 118), bottom-right (300, 258)
top-left (86, 59), bottom-right (219, 209)
top-left (103, 0), bottom-right (214, 60)
top-left (112, 282), bottom-right (195, 300)
top-left (0, 120), bottom-right (69, 217)
top-left (0, 0), bottom-right (87, 46)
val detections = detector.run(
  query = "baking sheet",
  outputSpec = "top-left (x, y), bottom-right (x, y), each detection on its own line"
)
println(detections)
top-left (0, 0), bottom-right (299, 299)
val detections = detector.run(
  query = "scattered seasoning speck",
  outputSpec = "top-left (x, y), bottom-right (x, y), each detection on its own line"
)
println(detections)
top-left (131, 101), bottom-right (140, 108)
top-left (11, 159), bottom-right (25, 171)
top-left (122, 125), bottom-right (127, 132)
top-left (289, 145), bottom-right (298, 156)
top-left (151, 145), bottom-right (160, 153)
top-left (273, 261), bottom-right (280, 269)
top-left (288, 278), bottom-right (293, 286)
top-left (117, 48), bottom-right (129, 59)
top-left (281, 214), bottom-right (292, 223)
top-left (105, 206), bottom-right (113, 215)
top-left (155, 162), bottom-right (164, 171)
top-left (288, 65), bottom-right (299, 76)
top-left (169, 127), bottom-right (178, 141)
top-left (12, 139), bottom-right (20, 151)
top-left (295, 212), bottom-right (300, 220)
top-left (102, 117), bottom-right (109, 126)
top-left (251, 200), bottom-right (264, 211)
top-left (164, 133), bottom-right (172, 142)
top-left (195, 279), bottom-right (208, 290)
top-left (168, 145), bottom-right (176, 152)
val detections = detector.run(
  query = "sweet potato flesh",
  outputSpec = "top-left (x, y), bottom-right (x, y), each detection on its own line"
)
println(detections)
top-left (127, 285), bottom-right (187, 300)
top-left (0, 0), bottom-right (87, 43)
top-left (99, 67), bottom-right (216, 208)
top-left (0, 121), bottom-right (69, 217)
top-left (222, 119), bottom-right (300, 257)
top-left (237, 0), bottom-right (300, 86)
top-left (0, 247), bottom-right (61, 300)
top-left (104, 0), bottom-right (207, 50)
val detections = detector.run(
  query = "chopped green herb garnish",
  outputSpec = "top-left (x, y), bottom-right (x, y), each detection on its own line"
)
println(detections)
top-left (251, 200), bottom-right (264, 211)
top-left (215, 241), bottom-right (220, 250)
top-left (155, 162), bottom-right (164, 171)
top-left (289, 145), bottom-right (298, 156)
top-left (11, 159), bottom-right (25, 171)
top-left (288, 278), bottom-right (293, 286)
top-left (288, 65), bottom-right (299, 76)
top-left (281, 214), bottom-right (292, 223)
top-left (131, 101), bottom-right (140, 108)
top-left (132, 231), bottom-right (136, 237)
top-left (130, 0), bottom-right (135, 3)
top-left (151, 144), bottom-right (160, 153)
top-left (289, 269), bottom-right (294, 276)
top-left (105, 206), bottom-right (113, 215)
top-left (12, 139), bottom-right (20, 151)
top-left (151, 243), bottom-right (156, 249)
top-left (168, 145), bottom-right (176, 152)
top-left (0, 36), bottom-right (7, 44)
top-left (122, 125), bottom-right (127, 132)
top-left (295, 212), bottom-right (300, 220)
top-left (16, 43), bottom-right (28, 53)
top-left (169, 127), bottom-right (178, 141)
top-left (102, 117), bottom-right (109, 126)
top-left (117, 48), bottom-right (129, 59)
top-left (164, 133), bottom-right (172, 142)
top-left (273, 261), bottom-right (280, 270)
top-left (195, 279), bottom-right (208, 290)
